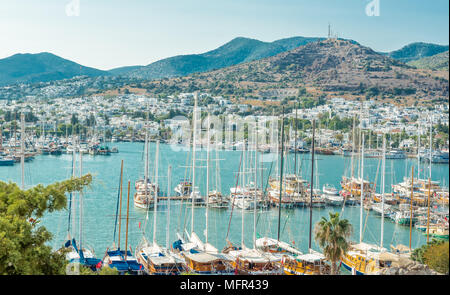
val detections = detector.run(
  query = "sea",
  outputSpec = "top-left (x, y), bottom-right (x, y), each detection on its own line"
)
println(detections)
top-left (0, 142), bottom-right (448, 259)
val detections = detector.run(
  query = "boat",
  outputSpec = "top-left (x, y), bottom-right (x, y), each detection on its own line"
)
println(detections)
top-left (174, 180), bottom-right (192, 197)
top-left (426, 227), bottom-right (449, 240)
top-left (373, 193), bottom-right (398, 205)
top-left (340, 242), bottom-right (392, 275)
top-left (391, 208), bottom-right (417, 226)
top-left (0, 155), bottom-right (14, 166)
top-left (134, 130), bottom-right (158, 209)
top-left (103, 163), bottom-right (144, 274)
top-left (282, 250), bottom-right (330, 275)
top-left (385, 149), bottom-right (406, 159)
top-left (260, 119), bottom-right (329, 275)
top-left (135, 170), bottom-right (184, 275)
top-left (207, 190), bottom-right (229, 208)
top-left (322, 184), bottom-right (344, 206)
top-left (225, 246), bottom-right (281, 275)
top-left (371, 202), bottom-right (394, 218)
top-left (340, 129), bottom-right (394, 275)
top-left (63, 148), bottom-right (103, 271)
top-left (364, 150), bottom-right (382, 158)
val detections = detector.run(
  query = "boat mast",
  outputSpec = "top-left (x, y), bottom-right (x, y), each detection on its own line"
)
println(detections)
top-left (191, 93), bottom-right (197, 234)
top-left (359, 133), bottom-right (365, 244)
top-left (118, 159), bottom-right (124, 250)
top-left (79, 150), bottom-right (83, 253)
top-left (409, 166), bottom-right (414, 250)
top-left (205, 114), bottom-right (210, 244)
top-left (145, 112), bottom-right (149, 213)
top-left (277, 108), bottom-right (285, 243)
top-left (428, 119), bottom-right (432, 180)
top-left (358, 105), bottom-right (363, 179)
top-left (152, 140), bottom-right (160, 244)
top-left (426, 178), bottom-right (431, 243)
top-left (167, 165), bottom-right (172, 249)
top-left (241, 142), bottom-right (246, 247)
top-left (417, 122), bottom-right (421, 180)
top-left (294, 103), bottom-right (298, 175)
top-left (350, 114), bottom-right (356, 179)
top-left (125, 180), bottom-right (131, 261)
top-left (381, 135), bottom-right (386, 248)
top-left (67, 142), bottom-right (76, 238)
top-left (253, 125), bottom-right (258, 249)
top-left (113, 160), bottom-right (124, 248)
top-left (309, 119), bottom-right (316, 250)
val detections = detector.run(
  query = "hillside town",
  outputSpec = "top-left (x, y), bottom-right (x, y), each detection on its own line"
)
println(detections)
top-left (0, 93), bottom-right (448, 153)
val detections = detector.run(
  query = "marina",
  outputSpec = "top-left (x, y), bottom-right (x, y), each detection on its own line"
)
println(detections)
top-left (1, 140), bottom-right (448, 274)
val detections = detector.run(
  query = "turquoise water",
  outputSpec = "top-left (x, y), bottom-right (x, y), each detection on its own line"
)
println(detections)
top-left (0, 142), bottom-right (448, 257)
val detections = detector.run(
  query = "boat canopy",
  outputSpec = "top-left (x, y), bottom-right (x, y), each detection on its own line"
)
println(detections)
top-left (184, 252), bottom-right (222, 263)
top-left (351, 242), bottom-right (386, 252)
top-left (296, 253), bottom-right (325, 263)
top-left (255, 237), bottom-right (303, 256)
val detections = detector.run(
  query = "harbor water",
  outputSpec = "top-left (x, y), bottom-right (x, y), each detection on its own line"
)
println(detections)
top-left (0, 142), bottom-right (448, 257)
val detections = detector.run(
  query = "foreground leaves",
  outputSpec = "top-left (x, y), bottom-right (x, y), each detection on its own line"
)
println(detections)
top-left (0, 175), bottom-right (92, 275)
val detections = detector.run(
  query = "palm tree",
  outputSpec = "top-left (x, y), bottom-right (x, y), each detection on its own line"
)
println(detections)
top-left (314, 212), bottom-right (353, 275)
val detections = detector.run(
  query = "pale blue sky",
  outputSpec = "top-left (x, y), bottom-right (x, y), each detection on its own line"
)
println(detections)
top-left (0, 0), bottom-right (448, 70)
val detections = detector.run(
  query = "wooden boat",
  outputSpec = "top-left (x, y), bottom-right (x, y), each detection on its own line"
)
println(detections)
top-left (340, 243), bottom-right (387, 275)
top-left (174, 180), bottom-right (192, 196)
top-left (103, 248), bottom-right (144, 275)
top-left (207, 190), bottom-right (229, 208)
top-left (282, 250), bottom-right (330, 275)
top-left (136, 239), bottom-right (183, 275)
top-left (226, 247), bottom-right (281, 275)
top-left (104, 163), bottom-right (144, 274)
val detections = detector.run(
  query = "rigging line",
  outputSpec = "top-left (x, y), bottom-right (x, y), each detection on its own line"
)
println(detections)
top-left (281, 209), bottom-right (292, 238)
top-left (112, 161), bottom-right (122, 243)
top-left (67, 153), bottom-right (74, 235)
top-left (256, 155), bottom-right (275, 228)
top-left (362, 155), bottom-right (382, 240)
top-left (179, 132), bottom-right (193, 236)
top-left (225, 147), bottom-right (244, 243)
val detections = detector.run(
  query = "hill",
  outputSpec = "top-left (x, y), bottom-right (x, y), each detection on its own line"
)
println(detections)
top-left (386, 42), bottom-right (449, 63)
top-left (407, 51), bottom-right (449, 71)
top-left (0, 52), bottom-right (108, 86)
top-left (134, 39), bottom-right (448, 105)
top-left (114, 36), bottom-right (326, 79)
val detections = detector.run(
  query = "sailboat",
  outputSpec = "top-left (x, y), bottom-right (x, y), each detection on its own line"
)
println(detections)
top-left (205, 115), bottom-right (228, 209)
top-left (171, 94), bottom-right (231, 274)
top-left (63, 143), bottom-right (102, 271)
top-left (230, 143), bottom-right (257, 210)
top-left (134, 122), bottom-right (157, 209)
top-left (323, 184), bottom-right (344, 206)
top-left (340, 136), bottom-right (402, 275)
top-left (224, 128), bottom-right (281, 275)
top-left (277, 120), bottom-right (330, 275)
top-left (135, 143), bottom-right (184, 275)
top-left (103, 160), bottom-right (144, 274)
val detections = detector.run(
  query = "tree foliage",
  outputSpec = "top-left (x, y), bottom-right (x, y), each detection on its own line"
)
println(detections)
top-left (412, 239), bottom-right (449, 274)
top-left (314, 212), bottom-right (353, 274)
top-left (0, 175), bottom-right (92, 275)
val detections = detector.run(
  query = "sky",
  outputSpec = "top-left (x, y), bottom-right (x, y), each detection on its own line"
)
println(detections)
top-left (0, 0), bottom-right (448, 70)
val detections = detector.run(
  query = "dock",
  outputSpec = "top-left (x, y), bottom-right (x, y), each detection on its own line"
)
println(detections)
top-left (157, 196), bottom-right (192, 201)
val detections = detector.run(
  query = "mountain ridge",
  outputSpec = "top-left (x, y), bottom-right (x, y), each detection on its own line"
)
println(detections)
top-left (134, 39), bottom-right (448, 105)
top-left (0, 37), bottom-right (448, 87)
top-left (0, 52), bottom-right (109, 86)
